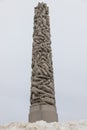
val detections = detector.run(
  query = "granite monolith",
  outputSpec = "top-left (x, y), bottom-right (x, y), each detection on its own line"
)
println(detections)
top-left (29, 2), bottom-right (58, 122)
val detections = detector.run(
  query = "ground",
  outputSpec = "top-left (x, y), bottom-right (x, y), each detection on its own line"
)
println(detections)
top-left (0, 120), bottom-right (87, 130)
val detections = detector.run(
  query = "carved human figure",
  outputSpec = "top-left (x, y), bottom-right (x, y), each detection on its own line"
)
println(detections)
top-left (30, 2), bottom-right (56, 106)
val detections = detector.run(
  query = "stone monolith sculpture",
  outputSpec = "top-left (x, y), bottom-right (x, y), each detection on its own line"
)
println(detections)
top-left (29, 2), bottom-right (58, 122)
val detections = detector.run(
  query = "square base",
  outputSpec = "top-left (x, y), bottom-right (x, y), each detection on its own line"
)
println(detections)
top-left (29, 104), bottom-right (58, 122)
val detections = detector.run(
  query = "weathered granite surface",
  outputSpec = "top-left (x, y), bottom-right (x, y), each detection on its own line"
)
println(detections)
top-left (30, 2), bottom-right (56, 106)
top-left (29, 2), bottom-right (58, 122)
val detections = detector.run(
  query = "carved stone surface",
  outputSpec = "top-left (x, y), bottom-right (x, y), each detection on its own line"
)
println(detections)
top-left (30, 2), bottom-right (56, 106)
top-left (29, 2), bottom-right (58, 122)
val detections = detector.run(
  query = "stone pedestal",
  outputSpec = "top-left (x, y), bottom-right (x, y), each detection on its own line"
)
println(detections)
top-left (29, 105), bottom-right (58, 122)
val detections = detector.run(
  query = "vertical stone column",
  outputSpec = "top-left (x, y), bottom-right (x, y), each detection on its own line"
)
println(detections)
top-left (29, 2), bottom-right (58, 122)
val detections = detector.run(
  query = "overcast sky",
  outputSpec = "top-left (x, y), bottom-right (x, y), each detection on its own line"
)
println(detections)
top-left (0, 0), bottom-right (87, 125)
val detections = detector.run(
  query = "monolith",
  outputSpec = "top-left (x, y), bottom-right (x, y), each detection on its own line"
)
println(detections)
top-left (29, 2), bottom-right (58, 122)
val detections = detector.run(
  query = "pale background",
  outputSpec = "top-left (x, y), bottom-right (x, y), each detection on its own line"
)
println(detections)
top-left (0, 0), bottom-right (87, 124)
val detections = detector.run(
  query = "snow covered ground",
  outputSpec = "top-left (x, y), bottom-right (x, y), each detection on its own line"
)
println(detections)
top-left (0, 120), bottom-right (87, 130)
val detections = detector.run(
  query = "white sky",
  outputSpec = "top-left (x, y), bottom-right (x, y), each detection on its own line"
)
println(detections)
top-left (0, 0), bottom-right (87, 125)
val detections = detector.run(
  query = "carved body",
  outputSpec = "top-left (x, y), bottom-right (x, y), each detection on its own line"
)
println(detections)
top-left (30, 3), bottom-right (56, 106)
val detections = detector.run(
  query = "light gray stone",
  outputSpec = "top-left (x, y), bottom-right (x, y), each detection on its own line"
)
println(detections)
top-left (29, 2), bottom-right (58, 122)
top-left (29, 105), bottom-right (58, 122)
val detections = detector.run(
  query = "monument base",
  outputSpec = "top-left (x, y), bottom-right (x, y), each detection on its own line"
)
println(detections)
top-left (29, 104), bottom-right (58, 122)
